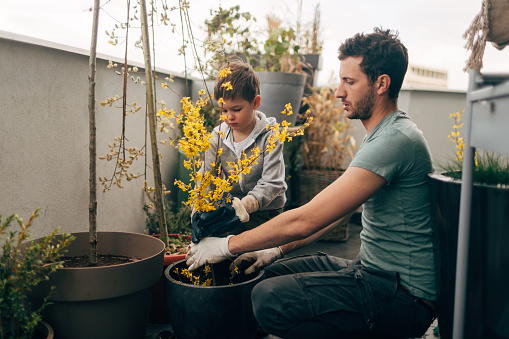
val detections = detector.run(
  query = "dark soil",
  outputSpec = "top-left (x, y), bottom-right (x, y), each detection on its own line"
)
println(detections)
top-left (170, 258), bottom-right (258, 286)
top-left (31, 328), bottom-right (47, 339)
top-left (61, 254), bottom-right (135, 268)
top-left (153, 234), bottom-right (191, 255)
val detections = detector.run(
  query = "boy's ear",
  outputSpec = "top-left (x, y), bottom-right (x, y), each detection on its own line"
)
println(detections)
top-left (252, 95), bottom-right (261, 110)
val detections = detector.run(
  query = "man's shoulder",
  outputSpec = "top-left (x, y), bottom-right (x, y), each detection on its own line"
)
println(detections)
top-left (370, 111), bottom-right (425, 145)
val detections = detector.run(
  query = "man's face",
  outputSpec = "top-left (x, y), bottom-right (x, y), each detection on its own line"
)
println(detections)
top-left (335, 56), bottom-right (375, 120)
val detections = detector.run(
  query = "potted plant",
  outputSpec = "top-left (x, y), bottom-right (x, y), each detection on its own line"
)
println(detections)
top-left (159, 62), bottom-right (311, 337)
top-left (202, 5), bottom-right (259, 81)
top-left (428, 109), bottom-right (509, 339)
top-left (1, 208), bottom-right (74, 339)
top-left (297, 86), bottom-right (356, 241)
top-left (253, 14), bottom-right (308, 127)
top-left (203, 7), bottom-right (308, 126)
top-left (27, 2), bottom-right (166, 339)
top-left (165, 259), bottom-right (264, 339)
top-left (295, 2), bottom-right (324, 91)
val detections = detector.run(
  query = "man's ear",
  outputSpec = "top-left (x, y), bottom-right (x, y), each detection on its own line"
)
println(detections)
top-left (376, 74), bottom-right (391, 96)
top-left (252, 95), bottom-right (261, 110)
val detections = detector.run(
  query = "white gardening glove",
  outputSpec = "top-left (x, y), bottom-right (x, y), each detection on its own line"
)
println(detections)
top-left (231, 197), bottom-right (249, 222)
top-left (230, 247), bottom-right (283, 275)
top-left (241, 195), bottom-right (259, 214)
top-left (186, 235), bottom-right (236, 271)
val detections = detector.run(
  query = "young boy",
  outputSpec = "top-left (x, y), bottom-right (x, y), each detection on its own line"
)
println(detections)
top-left (200, 60), bottom-right (287, 235)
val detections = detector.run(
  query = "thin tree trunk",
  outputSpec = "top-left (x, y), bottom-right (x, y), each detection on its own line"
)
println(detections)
top-left (88, 0), bottom-right (100, 265)
top-left (140, 0), bottom-right (169, 247)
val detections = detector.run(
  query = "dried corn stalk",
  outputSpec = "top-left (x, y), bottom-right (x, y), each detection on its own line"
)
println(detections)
top-left (301, 87), bottom-right (355, 170)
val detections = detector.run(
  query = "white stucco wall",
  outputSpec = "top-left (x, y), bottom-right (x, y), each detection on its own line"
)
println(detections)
top-left (0, 31), bottom-right (189, 240)
top-left (400, 89), bottom-right (467, 168)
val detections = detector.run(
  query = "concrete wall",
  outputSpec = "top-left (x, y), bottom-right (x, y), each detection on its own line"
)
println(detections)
top-left (346, 88), bottom-right (467, 169)
top-left (0, 32), bottom-right (189, 240)
top-left (0, 31), bottom-right (468, 240)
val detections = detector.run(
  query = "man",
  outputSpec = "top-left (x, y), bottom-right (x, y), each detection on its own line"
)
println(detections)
top-left (187, 28), bottom-right (439, 339)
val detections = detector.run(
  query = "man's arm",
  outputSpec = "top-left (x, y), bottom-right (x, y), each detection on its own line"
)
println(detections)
top-left (228, 166), bottom-right (387, 255)
top-left (186, 166), bottom-right (387, 270)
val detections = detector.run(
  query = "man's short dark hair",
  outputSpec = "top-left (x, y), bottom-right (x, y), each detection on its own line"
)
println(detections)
top-left (214, 60), bottom-right (260, 103)
top-left (338, 28), bottom-right (408, 101)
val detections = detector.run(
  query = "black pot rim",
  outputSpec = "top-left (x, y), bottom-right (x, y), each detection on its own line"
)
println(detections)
top-left (164, 258), bottom-right (264, 289)
top-left (429, 171), bottom-right (509, 189)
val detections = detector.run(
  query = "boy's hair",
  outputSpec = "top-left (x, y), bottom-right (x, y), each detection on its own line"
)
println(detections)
top-left (214, 60), bottom-right (260, 103)
top-left (338, 27), bottom-right (408, 102)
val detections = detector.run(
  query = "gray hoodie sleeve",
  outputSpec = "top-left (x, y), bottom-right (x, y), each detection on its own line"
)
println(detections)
top-left (202, 130), bottom-right (220, 176)
top-left (201, 116), bottom-right (287, 211)
top-left (244, 136), bottom-right (287, 210)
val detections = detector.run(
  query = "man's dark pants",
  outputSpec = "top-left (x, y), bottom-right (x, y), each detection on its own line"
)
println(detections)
top-left (251, 253), bottom-right (435, 339)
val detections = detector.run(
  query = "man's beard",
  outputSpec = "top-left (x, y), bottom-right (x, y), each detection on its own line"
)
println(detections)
top-left (347, 87), bottom-right (375, 120)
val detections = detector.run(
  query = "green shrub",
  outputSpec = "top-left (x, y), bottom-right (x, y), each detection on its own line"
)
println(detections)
top-left (0, 208), bottom-right (74, 339)
top-left (143, 200), bottom-right (191, 236)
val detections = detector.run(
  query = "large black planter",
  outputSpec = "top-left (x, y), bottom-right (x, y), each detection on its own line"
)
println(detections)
top-left (429, 173), bottom-right (509, 339)
top-left (29, 232), bottom-right (165, 339)
top-left (164, 259), bottom-right (264, 339)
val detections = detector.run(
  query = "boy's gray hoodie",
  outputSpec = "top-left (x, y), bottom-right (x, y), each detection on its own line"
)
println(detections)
top-left (203, 111), bottom-right (287, 211)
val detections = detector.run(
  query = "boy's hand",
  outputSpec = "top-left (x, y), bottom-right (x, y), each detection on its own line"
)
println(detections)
top-left (191, 198), bottom-right (248, 243)
top-left (232, 197), bottom-right (250, 221)
top-left (241, 195), bottom-right (259, 214)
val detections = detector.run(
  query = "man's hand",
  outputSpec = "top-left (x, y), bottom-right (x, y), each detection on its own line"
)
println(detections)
top-left (230, 247), bottom-right (283, 275)
top-left (186, 235), bottom-right (236, 271)
top-left (191, 198), bottom-right (248, 243)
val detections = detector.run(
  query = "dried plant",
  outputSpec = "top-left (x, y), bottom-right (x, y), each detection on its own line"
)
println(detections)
top-left (301, 87), bottom-right (356, 170)
top-left (295, 2), bottom-right (323, 55)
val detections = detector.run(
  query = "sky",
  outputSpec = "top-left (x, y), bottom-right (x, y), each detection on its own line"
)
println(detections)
top-left (1, 0), bottom-right (508, 91)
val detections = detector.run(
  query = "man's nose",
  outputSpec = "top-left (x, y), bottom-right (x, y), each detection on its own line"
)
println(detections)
top-left (335, 84), bottom-right (345, 99)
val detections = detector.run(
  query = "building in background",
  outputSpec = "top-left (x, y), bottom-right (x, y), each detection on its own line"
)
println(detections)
top-left (403, 64), bottom-right (448, 89)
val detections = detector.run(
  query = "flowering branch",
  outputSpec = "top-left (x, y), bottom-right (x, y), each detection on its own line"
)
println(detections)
top-left (160, 68), bottom-right (312, 213)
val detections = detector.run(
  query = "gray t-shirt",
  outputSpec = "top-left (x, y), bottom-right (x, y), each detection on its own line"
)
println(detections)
top-left (350, 110), bottom-right (438, 300)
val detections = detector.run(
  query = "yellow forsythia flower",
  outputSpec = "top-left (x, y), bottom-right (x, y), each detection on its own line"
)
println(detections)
top-left (218, 67), bottom-right (232, 78)
top-left (221, 81), bottom-right (233, 91)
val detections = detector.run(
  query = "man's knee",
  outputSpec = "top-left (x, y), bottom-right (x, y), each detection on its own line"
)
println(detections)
top-left (252, 274), bottom-right (313, 333)
top-left (252, 279), bottom-right (280, 329)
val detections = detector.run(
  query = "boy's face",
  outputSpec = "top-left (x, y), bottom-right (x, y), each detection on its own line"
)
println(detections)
top-left (220, 95), bottom-right (261, 136)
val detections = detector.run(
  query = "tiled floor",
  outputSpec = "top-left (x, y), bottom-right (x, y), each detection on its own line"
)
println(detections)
top-left (146, 215), bottom-right (440, 338)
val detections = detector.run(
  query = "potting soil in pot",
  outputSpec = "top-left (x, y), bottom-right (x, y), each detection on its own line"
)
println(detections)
top-left (165, 259), bottom-right (264, 339)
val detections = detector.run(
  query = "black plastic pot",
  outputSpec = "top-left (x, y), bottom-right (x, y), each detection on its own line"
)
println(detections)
top-left (164, 259), bottom-right (264, 339)
top-left (429, 173), bottom-right (509, 339)
top-left (29, 232), bottom-right (165, 339)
